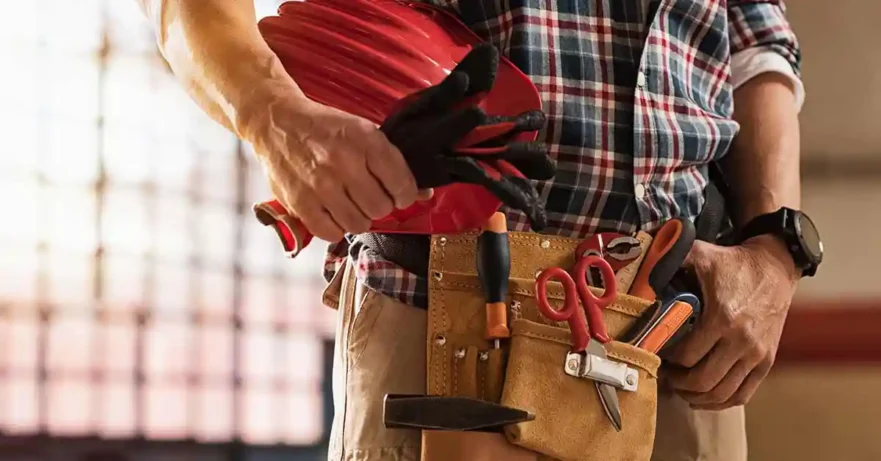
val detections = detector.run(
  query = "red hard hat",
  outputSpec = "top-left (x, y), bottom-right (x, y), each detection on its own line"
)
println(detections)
top-left (255, 0), bottom-right (542, 254)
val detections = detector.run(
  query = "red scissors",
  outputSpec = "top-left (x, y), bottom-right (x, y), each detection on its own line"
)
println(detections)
top-left (535, 255), bottom-right (617, 349)
top-left (534, 255), bottom-right (623, 430)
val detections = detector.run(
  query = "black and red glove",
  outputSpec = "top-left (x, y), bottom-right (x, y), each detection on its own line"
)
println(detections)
top-left (380, 43), bottom-right (555, 229)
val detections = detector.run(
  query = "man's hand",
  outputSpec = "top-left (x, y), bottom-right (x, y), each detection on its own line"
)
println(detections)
top-left (664, 235), bottom-right (800, 410)
top-left (249, 90), bottom-right (429, 243)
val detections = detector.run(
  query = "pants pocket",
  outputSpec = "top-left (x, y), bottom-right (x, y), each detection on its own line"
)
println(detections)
top-left (333, 284), bottom-right (426, 460)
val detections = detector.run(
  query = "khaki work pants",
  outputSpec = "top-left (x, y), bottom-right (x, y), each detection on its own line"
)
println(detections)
top-left (324, 256), bottom-right (747, 461)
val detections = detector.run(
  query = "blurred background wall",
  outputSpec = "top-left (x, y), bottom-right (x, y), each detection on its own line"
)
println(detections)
top-left (0, 1), bottom-right (334, 460)
top-left (0, 1), bottom-right (878, 460)
top-left (745, 1), bottom-right (881, 460)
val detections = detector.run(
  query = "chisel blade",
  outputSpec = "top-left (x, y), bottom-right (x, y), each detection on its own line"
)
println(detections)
top-left (383, 394), bottom-right (535, 432)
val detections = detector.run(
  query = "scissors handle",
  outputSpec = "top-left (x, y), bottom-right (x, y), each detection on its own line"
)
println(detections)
top-left (535, 267), bottom-right (591, 352)
top-left (574, 256), bottom-right (617, 344)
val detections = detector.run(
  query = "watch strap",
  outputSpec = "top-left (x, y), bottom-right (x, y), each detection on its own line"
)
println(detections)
top-left (739, 208), bottom-right (789, 242)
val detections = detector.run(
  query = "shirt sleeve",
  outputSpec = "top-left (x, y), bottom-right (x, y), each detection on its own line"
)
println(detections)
top-left (731, 48), bottom-right (805, 111)
top-left (728, 1), bottom-right (804, 108)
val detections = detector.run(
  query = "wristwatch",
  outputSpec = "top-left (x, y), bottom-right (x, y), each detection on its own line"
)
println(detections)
top-left (738, 207), bottom-right (824, 277)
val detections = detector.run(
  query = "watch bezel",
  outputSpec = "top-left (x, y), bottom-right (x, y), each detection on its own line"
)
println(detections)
top-left (793, 210), bottom-right (824, 265)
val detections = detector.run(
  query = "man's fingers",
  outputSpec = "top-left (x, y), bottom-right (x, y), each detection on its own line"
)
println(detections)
top-left (291, 195), bottom-right (345, 242)
top-left (682, 239), bottom-right (712, 270)
top-left (344, 175), bottom-right (395, 220)
top-left (667, 339), bottom-right (741, 394)
top-left (315, 182), bottom-right (371, 235)
top-left (676, 359), bottom-right (751, 406)
top-left (417, 188), bottom-right (435, 201)
top-left (666, 317), bottom-right (722, 368)
top-left (365, 134), bottom-right (419, 209)
top-left (695, 361), bottom-right (771, 410)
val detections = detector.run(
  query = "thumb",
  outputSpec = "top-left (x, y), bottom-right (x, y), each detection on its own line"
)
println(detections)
top-left (682, 239), bottom-right (712, 270)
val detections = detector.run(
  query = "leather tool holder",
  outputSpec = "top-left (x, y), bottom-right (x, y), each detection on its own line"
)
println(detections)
top-left (426, 232), bottom-right (660, 461)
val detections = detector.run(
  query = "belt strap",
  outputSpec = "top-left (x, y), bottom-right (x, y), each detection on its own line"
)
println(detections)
top-left (362, 174), bottom-right (730, 277)
top-left (356, 232), bottom-right (431, 276)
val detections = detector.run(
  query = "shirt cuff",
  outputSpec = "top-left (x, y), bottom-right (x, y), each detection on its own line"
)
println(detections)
top-left (731, 48), bottom-right (805, 112)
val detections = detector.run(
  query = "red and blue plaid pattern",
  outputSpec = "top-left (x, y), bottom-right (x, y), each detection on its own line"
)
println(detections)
top-left (324, 0), bottom-right (801, 308)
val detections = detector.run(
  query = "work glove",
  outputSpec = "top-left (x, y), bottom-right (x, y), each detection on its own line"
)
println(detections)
top-left (381, 43), bottom-right (555, 229)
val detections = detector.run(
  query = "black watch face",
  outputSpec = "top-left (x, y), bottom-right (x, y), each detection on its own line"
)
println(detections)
top-left (795, 212), bottom-right (823, 261)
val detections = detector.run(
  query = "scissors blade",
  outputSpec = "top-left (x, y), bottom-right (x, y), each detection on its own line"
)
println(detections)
top-left (585, 338), bottom-right (622, 430)
top-left (596, 382), bottom-right (622, 431)
top-left (586, 338), bottom-right (607, 358)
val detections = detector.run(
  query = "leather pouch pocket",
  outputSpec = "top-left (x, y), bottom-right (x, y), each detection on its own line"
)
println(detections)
top-left (501, 318), bottom-right (661, 461)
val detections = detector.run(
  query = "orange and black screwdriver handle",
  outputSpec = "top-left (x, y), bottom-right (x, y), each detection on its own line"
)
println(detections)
top-left (637, 300), bottom-right (694, 354)
top-left (476, 212), bottom-right (511, 342)
top-left (629, 218), bottom-right (695, 301)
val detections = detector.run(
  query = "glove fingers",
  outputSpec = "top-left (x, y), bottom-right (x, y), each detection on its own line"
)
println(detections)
top-left (485, 110), bottom-right (547, 134)
top-left (383, 71), bottom-right (470, 129)
top-left (434, 107), bottom-right (488, 145)
top-left (504, 175), bottom-right (548, 230)
top-left (499, 142), bottom-right (556, 180)
top-left (456, 121), bottom-right (518, 147)
top-left (454, 143), bottom-right (556, 181)
top-left (453, 43), bottom-right (499, 96)
top-left (446, 157), bottom-right (547, 230)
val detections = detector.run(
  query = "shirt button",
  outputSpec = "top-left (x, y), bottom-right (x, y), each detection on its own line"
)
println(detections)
top-left (634, 183), bottom-right (647, 199)
top-left (636, 71), bottom-right (647, 88)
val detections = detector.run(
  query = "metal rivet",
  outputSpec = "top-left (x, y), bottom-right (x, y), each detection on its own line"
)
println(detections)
top-left (479, 351), bottom-right (489, 361)
top-left (567, 358), bottom-right (579, 372)
top-left (432, 271), bottom-right (443, 281)
top-left (626, 375), bottom-right (636, 386)
top-left (540, 239), bottom-right (550, 249)
top-left (438, 236), bottom-right (448, 246)
top-left (434, 335), bottom-right (446, 346)
top-left (454, 348), bottom-right (465, 359)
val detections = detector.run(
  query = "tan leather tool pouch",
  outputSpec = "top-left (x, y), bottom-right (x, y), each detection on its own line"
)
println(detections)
top-left (501, 315), bottom-right (661, 461)
top-left (425, 232), bottom-right (660, 461)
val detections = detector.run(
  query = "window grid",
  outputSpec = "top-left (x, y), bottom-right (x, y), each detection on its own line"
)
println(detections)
top-left (0, 0), bottom-right (331, 445)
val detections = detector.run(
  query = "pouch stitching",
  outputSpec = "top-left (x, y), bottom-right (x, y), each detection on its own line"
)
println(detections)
top-left (515, 330), bottom-right (659, 376)
top-left (479, 355), bottom-right (486, 400)
top-left (435, 280), bottom-right (647, 316)
top-left (435, 237), bottom-right (449, 395)
top-left (452, 354), bottom-right (459, 395)
top-left (429, 241), bottom-right (442, 396)
top-left (443, 233), bottom-right (584, 248)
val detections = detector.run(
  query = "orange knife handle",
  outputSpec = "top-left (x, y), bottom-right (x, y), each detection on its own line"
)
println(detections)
top-left (638, 301), bottom-right (693, 353)
top-left (629, 219), bottom-right (684, 300)
top-left (253, 200), bottom-right (315, 258)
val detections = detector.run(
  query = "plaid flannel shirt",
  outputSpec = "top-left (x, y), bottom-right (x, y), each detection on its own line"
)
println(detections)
top-left (322, 0), bottom-right (801, 308)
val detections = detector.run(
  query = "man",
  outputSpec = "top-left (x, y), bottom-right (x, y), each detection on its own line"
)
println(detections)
top-left (138, 0), bottom-right (818, 460)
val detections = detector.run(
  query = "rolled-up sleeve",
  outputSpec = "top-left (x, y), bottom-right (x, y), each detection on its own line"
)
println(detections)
top-left (728, 1), bottom-right (804, 108)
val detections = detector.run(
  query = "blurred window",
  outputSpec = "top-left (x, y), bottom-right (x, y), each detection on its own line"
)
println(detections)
top-left (0, 0), bottom-right (332, 445)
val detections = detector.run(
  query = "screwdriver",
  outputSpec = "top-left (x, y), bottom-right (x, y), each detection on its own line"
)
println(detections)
top-left (476, 212), bottom-right (511, 349)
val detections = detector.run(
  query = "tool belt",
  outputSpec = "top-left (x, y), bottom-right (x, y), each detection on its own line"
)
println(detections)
top-left (369, 180), bottom-right (729, 461)
top-left (358, 176), bottom-right (730, 284)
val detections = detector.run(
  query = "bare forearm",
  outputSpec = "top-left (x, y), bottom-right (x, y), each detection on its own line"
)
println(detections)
top-left (723, 72), bottom-right (801, 227)
top-left (136, 0), bottom-right (305, 139)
